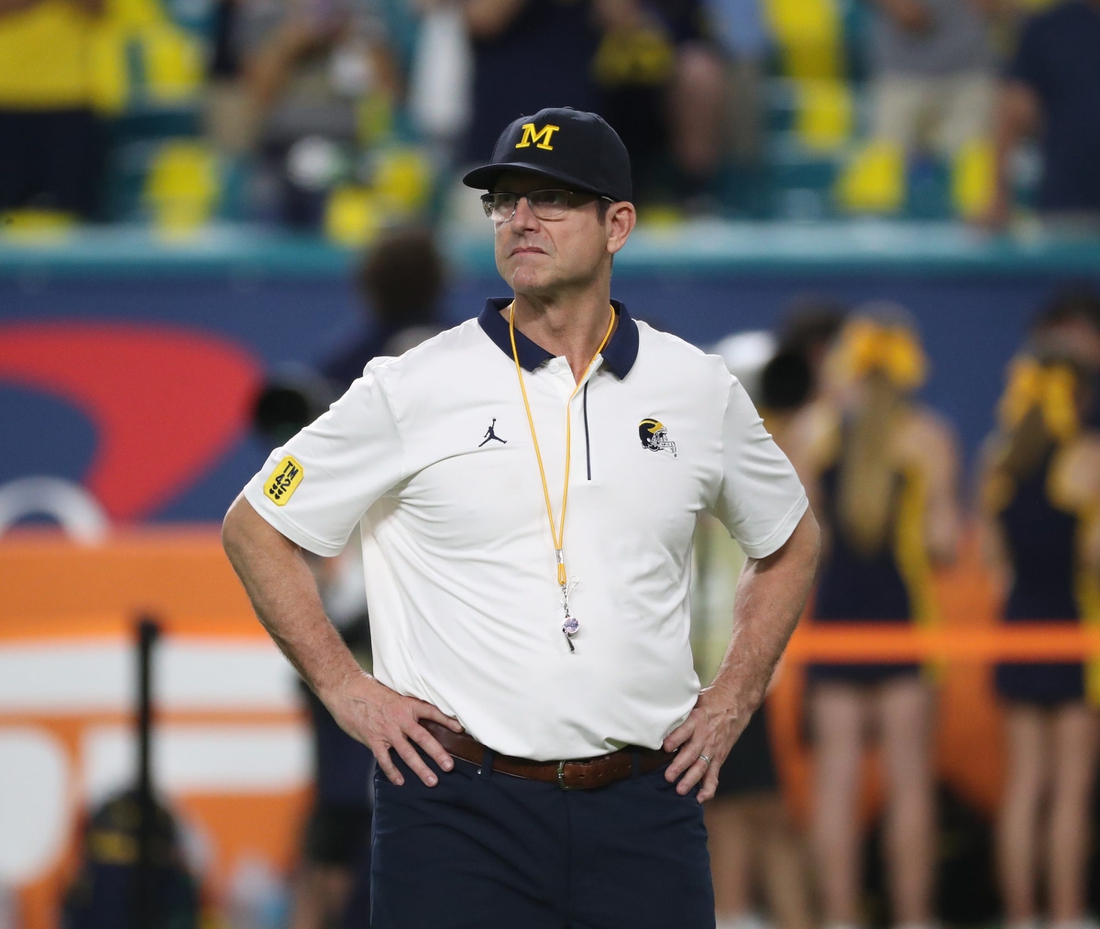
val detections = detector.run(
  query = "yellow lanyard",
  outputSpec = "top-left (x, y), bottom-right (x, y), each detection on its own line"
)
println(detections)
top-left (508, 303), bottom-right (615, 646)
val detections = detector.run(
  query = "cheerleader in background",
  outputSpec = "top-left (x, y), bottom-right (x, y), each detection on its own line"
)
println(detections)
top-left (704, 301), bottom-right (846, 929)
top-left (980, 346), bottom-right (1100, 929)
top-left (787, 308), bottom-right (960, 929)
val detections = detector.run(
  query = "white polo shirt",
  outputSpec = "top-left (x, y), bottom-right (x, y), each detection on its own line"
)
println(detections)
top-left (243, 300), bottom-right (808, 760)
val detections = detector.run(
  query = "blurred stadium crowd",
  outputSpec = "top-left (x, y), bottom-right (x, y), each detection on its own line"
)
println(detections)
top-left (0, 0), bottom-right (1098, 235)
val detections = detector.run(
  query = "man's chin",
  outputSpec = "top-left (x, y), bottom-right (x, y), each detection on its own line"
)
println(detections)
top-left (509, 269), bottom-right (553, 293)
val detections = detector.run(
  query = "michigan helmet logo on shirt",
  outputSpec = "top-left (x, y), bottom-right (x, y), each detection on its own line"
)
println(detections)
top-left (515, 123), bottom-right (560, 151)
top-left (264, 455), bottom-right (304, 506)
top-left (639, 419), bottom-right (677, 457)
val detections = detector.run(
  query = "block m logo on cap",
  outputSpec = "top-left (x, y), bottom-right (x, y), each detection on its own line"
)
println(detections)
top-left (515, 123), bottom-right (561, 151)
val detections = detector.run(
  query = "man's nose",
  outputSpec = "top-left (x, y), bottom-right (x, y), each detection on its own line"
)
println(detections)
top-left (509, 195), bottom-right (540, 231)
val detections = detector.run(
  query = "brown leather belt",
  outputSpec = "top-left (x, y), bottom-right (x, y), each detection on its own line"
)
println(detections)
top-left (423, 721), bottom-right (675, 791)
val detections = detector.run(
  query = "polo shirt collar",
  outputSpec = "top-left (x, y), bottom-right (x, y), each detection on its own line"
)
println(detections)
top-left (478, 298), bottom-right (639, 378)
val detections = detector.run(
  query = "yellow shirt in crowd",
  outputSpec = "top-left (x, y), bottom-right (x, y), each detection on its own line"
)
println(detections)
top-left (0, 0), bottom-right (94, 109)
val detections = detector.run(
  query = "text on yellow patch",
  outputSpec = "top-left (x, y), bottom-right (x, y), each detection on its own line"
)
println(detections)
top-left (264, 455), bottom-right (304, 506)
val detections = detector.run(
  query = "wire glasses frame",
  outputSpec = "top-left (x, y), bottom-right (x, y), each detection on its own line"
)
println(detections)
top-left (481, 189), bottom-right (612, 222)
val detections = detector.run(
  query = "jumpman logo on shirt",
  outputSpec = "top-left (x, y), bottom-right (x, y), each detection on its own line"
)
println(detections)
top-left (479, 418), bottom-right (507, 447)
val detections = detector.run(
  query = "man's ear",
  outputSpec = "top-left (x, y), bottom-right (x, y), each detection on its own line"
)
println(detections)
top-left (606, 202), bottom-right (636, 256)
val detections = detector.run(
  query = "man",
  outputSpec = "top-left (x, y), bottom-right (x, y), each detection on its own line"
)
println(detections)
top-left (223, 107), bottom-right (820, 928)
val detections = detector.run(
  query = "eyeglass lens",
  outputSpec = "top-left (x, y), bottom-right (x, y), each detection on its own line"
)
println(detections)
top-left (481, 190), bottom-right (573, 220)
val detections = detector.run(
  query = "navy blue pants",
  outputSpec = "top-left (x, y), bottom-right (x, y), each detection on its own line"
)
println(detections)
top-left (370, 750), bottom-right (715, 928)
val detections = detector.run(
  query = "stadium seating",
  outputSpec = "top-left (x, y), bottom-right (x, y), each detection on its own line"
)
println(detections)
top-left (5, 0), bottom-right (1038, 227)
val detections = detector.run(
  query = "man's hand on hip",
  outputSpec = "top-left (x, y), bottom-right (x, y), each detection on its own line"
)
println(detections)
top-left (325, 672), bottom-right (464, 788)
top-left (665, 511), bottom-right (820, 803)
top-left (222, 497), bottom-right (464, 790)
top-left (661, 684), bottom-right (750, 803)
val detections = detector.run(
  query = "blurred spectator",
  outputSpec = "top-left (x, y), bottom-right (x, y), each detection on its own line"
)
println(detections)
top-left (759, 299), bottom-right (848, 447)
top-left (706, 707), bottom-right (814, 929)
top-left (406, 0), bottom-right (472, 153)
top-left (593, 0), bottom-right (726, 207)
top-left (460, 0), bottom-right (603, 166)
top-left (322, 225), bottom-right (446, 385)
top-left (787, 308), bottom-right (960, 929)
top-left (62, 790), bottom-right (200, 929)
top-left (704, 307), bottom-right (842, 929)
top-left (0, 0), bottom-right (106, 218)
top-left (239, 0), bottom-right (400, 226)
top-left (712, 329), bottom-right (776, 403)
top-left (205, 0), bottom-right (255, 155)
top-left (979, 338), bottom-right (1100, 929)
top-left (702, 0), bottom-right (768, 166)
top-left (1030, 288), bottom-right (1100, 427)
top-left (1030, 287), bottom-right (1100, 366)
top-left (459, 0), bottom-right (726, 209)
top-left (985, 0), bottom-right (1100, 229)
top-left (249, 229), bottom-right (446, 432)
top-left (866, 0), bottom-right (998, 158)
top-left (289, 557), bottom-right (374, 929)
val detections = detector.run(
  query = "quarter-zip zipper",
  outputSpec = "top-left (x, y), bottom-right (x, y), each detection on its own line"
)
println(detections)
top-left (583, 381), bottom-right (592, 480)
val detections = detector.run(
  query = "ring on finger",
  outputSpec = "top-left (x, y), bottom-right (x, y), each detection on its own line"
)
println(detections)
top-left (699, 753), bottom-right (711, 767)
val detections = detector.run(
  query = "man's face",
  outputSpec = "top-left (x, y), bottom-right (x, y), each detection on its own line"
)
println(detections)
top-left (491, 172), bottom-right (611, 296)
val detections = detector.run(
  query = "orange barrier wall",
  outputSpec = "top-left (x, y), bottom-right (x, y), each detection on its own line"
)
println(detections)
top-left (0, 529), bottom-right (310, 929)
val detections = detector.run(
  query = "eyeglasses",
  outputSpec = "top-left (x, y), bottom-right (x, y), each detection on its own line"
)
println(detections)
top-left (480, 188), bottom-right (610, 221)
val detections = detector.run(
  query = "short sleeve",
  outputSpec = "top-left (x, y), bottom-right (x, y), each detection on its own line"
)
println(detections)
top-left (708, 377), bottom-right (808, 559)
top-left (242, 360), bottom-right (407, 556)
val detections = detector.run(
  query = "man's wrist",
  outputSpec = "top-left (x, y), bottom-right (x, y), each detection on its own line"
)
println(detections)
top-left (706, 672), bottom-right (761, 716)
top-left (314, 664), bottom-right (373, 706)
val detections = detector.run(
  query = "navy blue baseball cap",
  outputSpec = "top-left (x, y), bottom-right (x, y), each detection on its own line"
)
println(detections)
top-left (462, 107), bottom-right (633, 204)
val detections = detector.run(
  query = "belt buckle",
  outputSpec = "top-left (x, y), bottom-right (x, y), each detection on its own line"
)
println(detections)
top-left (557, 760), bottom-right (570, 791)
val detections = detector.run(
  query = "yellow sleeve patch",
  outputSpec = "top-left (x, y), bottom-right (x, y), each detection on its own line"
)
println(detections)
top-left (264, 455), bottom-right (304, 507)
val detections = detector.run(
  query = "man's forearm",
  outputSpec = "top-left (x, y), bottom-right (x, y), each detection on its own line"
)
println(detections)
top-left (222, 496), bottom-right (364, 700)
top-left (710, 510), bottom-right (820, 710)
top-left (223, 496), bottom-right (463, 789)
